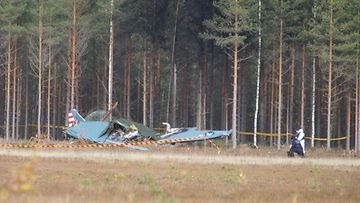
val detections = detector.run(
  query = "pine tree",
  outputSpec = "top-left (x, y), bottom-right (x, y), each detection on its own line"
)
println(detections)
top-left (201, 0), bottom-right (254, 149)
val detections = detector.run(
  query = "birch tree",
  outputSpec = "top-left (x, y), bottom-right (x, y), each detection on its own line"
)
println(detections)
top-left (108, 0), bottom-right (114, 120)
top-left (311, 1), bottom-right (318, 148)
top-left (253, 0), bottom-right (261, 146)
top-left (38, 0), bottom-right (44, 136)
top-left (327, 0), bottom-right (333, 149)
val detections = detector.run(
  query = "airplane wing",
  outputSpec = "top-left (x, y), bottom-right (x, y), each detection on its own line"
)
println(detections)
top-left (159, 128), bottom-right (232, 142)
top-left (65, 121), bottom-right (110, 142)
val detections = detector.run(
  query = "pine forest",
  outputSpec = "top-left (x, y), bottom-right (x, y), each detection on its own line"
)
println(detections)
top-left (0, 0), bottom-right (360, 151)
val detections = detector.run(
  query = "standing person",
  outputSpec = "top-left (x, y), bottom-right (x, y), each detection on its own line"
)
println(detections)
top-left (287, 129), bottom-right (305, 157)
top-left (296, 129), bottom-right (305, 156)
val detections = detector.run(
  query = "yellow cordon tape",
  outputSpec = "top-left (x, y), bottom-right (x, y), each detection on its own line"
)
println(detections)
top-left (304, 136), bottom-right (351, 141)
top-left (7, 125), bottom-right (350, 143)
top-left (239, 131), bottom-right (350, 141)
top-left (238, 131), bottom-right (290, 136)
top-left (0, 124), bottom-right (66, 129)
top-left (0, 137), bottom-right (221, 150)
top-left (27, 124), bottom-right (66, 129)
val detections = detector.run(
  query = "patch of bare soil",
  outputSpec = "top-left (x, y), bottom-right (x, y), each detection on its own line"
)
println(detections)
top-left (1, 141), bottom-right (360, 203)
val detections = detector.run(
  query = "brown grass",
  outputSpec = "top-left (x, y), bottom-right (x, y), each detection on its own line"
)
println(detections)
top-left (0, 142), bottom-right (360, 202)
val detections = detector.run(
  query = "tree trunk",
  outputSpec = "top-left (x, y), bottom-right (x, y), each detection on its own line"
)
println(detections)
top-left (311, 0), bottom-right (317, 149)
top-left (96, 46), bottom-right (100, 107)
top-left (346, 90), bottom-right (351, 151)
top-left (149, 42), bottom-right (154, 128)
top-left (316, 63), bottom-right (323, 147)
top-left (172, 64), bottom-right (177, 126)
top-left (311, 57), bottom-right (316, 148)
top-left (65, 35), bottom-right (71, 128)
top-left (286, 76), bottom-right (289, 145)
top-left (181, 67), bottom-right (189, 127)
top-left (270, 51), bottom-right (275, 147)
top-left (25, 64), bottom-right (29, 140)
top-left (16, 69), bottom-right (21, 139)
top-left (12, 44), bottom-right (17, 140)
top-left (260, 65), bottom-right (267, 144)
top-left (156, 46), bottom-right (161, 126)
top-left (197, 44), bottom-right (207, 130)
top-left (196, 51), bottom-right (203, 130)
top-left (103, 45), bottom-right (108, 109)
top-left (137, 75), bottom-right (141, 122)
top-left (143, 39), bottom-right (147, 126)
top-left (356, 30), bottom-right (360, 152)
top-left (169, 0), bottom-right (180, 127)
top-left (197, 67), bottom-right (202, 129)
top-left (0, 54), bottom-right (4, 134)
top-left (52, 63), bottom-right (57, 137)
top-left (327, 0), bottom-right (333, 149)
top-left (301, 38), bottom-right (305, 129)
top-left (356, 55), bottom-right (358, 152)
top-left (333, 80), bottom-right (338, 148)
top-left (356, 49), bottom-right (360, 152)
top-left (209, 46), bottom-right (214, 130)
top-left (47, 39), bottom-right (52, 139)
top-left (166, 70), bottom-right (172, 124)
top-left (202, 50), bottom-right (207, 130)
top-left (59, 81), bottom-right (64, 129)
top-left (253, 0), bottom-right (262, 146)
top-left (221, 56), bottom-right (228, 130)
top-left (108, 0), bottom-right (114, 120)
top-left (277, 0), bottom-right (284, 150)
top-left (126, 34), bottom-right (132, 119)
top-left (38, 0), bottom-right (44, 136)
top-left (232, 4), bottom-right (238, 149)
top-left (70, 0), bottom-right (77, 111)
top-left (289, 44), bottom-right (295, 136)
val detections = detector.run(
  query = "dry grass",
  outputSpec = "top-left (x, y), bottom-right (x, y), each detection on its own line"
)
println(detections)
top-left (0, 143), bottom-right (360, 203)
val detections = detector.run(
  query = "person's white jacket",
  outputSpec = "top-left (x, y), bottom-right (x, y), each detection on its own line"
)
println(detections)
top-left (296, 129), bottom-right (305, 155)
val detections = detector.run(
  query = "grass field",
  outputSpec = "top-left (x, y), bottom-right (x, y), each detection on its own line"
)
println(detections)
top-left (0, 143), bottom-right (360, 203)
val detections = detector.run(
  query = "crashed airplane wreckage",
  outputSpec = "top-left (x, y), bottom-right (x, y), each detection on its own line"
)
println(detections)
top-left (65, 109), bottom-right (232, 150)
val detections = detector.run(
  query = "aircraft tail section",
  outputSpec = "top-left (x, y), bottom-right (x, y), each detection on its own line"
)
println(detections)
top-left (68, 109), bottom-right (86, 127)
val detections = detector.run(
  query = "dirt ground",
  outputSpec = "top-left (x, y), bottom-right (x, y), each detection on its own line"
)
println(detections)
top-left (1, 142), bottom-right (360, 203)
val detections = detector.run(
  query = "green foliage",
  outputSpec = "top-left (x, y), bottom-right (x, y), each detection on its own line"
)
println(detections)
top-left (220, 169), bottom-right (247, 185)
top-left (200, 0), bottom-right (255, 48)
top-left (82, 178), bottom-right (93, 186)
top-left (137, 174), bottom-right (164, 195)
top-left (306, 0), bottom-right (360, 81)
top-left (137, 174), bottom-right (154, 185)
top-left (120, 0), bottom-right (169, 41)
top-left (102, 172), bottom-right (126, 184)
top-left (0, 0), bottom-right (27, 39)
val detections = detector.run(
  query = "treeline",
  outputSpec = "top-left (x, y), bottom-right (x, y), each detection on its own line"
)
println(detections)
top-left (0, 0), bottom-right (359, 151)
